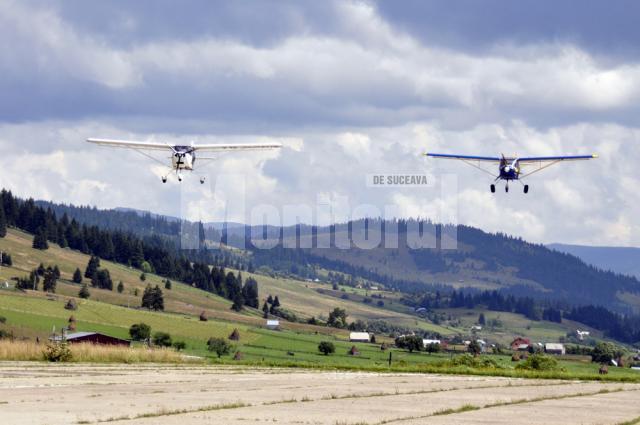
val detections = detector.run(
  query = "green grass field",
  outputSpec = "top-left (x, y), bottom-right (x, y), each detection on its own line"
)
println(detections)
top-left (2, 228), bottom-right (640, 381)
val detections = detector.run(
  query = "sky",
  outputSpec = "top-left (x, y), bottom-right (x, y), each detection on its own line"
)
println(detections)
top-left (0, 0), bottom-right (639, 246)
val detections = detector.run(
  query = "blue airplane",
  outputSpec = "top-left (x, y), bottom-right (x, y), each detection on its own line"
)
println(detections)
top-left (425, 152), bottom-right (598, 193)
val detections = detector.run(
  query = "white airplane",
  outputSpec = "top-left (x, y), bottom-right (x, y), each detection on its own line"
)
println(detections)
top-left (87, 138), bottom-right (282, 183)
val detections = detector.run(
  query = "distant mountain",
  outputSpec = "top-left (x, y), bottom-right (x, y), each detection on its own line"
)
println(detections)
top-left (548, 243), bottom-right (640, 279)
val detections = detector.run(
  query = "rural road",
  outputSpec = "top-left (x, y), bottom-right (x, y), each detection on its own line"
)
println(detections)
top-left (0, 363), bottom-right (639, 424)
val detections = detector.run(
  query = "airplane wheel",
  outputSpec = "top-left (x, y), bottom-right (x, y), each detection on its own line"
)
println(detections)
top-left (524, 185), bottom-right (529, 194)
top-left (161, 177), bottom-right (167, 184)
top-left (200, 177), bottom-right (205, 184)
top-left (490, 184), bottom-right (495, 193)
top-left (505, 185), bottom-right (509, 193)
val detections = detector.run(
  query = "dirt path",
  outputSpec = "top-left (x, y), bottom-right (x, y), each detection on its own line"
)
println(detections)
top-left (0, 362), bottom-right (638, 425)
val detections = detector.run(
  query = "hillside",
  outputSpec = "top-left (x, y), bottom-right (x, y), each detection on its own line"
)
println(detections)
top-left (246, 222), bottom-right (640, 312)
top-left (549, 243), bottom-right (640, 279)
top-left (0, 227), bottom-right (617, 350)
top-left (32, 198), bottom-right (640, 312)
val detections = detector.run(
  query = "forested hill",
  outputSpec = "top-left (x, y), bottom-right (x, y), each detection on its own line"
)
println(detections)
top-left (17, 195), bottom-right (640, 313)
top-left (247, 221), bottom-right (640, 313)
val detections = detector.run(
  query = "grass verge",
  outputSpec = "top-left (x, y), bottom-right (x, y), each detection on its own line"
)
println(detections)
top-left (0, 340), bottom-right (201, 363)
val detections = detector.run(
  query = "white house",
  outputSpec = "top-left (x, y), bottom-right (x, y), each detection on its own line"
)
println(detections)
top-left (576, 330), bottom-right (590, 341)
top-left (266, 320), bottom-right (280, 330)
top-left (545, 343), bottom-right (565, 355)
top-left (349, 332), bottom-right (370, 343)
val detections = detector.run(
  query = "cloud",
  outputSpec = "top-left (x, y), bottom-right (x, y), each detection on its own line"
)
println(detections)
top-left (0, 1), bottom-right (639, 247)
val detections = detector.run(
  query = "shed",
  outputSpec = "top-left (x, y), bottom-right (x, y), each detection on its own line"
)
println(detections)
top-left (266, 320), bottom-right (280, 330)
top-left (545, 343), bottom-right (565, 355)
top-left (349, 332), bottom-right (370, 343)
top-left (50, 332), bottom-right (130, 347)
top-left (422, 339), bottom-right (441, 348)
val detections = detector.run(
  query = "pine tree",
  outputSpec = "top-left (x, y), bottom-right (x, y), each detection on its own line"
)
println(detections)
top-left (72, 268), bottom-right (82, 284)
top-left (140, 272), bottom-right (146, 282)
top-left (117, 281), bottom-right (124, 293)
top-left (78, 284), bottom-right (90, 299)
top-left (141, 285), bottom-right (154, 309)
top-left (164, 279), bottom-right (172, 290)
top-left (152, 285), bottom-right (164, 311)
top-left (231, 291), bottom-right (244, 312)
top-left (42, 268), bottom-right (57, 293)
top-left (0, 204), bottom-right (7, 238)
top-left (32, 229), bottom-right (49, 250)
top-left (262, 302), bottom-right (269, 318)
top-left (241, 278), bottom-right (259, 308)
top-left (53, 265), bottom-right (61, 279)
top-left (272, 296), bottom-right (281, 309)
top-left (84, 256), bottom-right (100, 279)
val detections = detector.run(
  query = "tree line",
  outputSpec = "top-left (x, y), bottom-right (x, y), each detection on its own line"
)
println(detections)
top-left (0, 189), bottom-right (259, 311)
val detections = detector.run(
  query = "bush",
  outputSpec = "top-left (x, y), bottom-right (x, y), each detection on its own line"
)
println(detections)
top-left (207, 337), bottom-right (232, 358)
top-left (318, 341), bottom-right (335, 355)
top-left (447, 354), bottom-right (500, 369)
top-left (152, 332), bottom-right (172, 347)
top-left (129, 323), bottom-right (151, 341)
top-left (395, 335), bottom-right (423, 353)
top-left (43, 342), bottom-right (72, 362)
top-left (78, 284), bottom-right (90, 299)
top-left (592, 342), bottom-right (624, 364)
top-left (199, 311), bottom-right (208, 321)
top-left (172, 341), bottom-right (186, 351)
top-left (516, 354), bottom-right (564, 371)
top-left (0, 315), bottom-right (6, 324)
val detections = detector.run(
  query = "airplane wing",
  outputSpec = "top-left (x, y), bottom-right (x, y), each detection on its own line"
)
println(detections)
top-left (87, 138), bottom-right (282, 152)
top-left (518, 154), bottom-right (598, 163)
top-left (86, 138), bottom-right (171, 151)
top-left (193, 142), bottom-right (282, 152)
top-left (424, 153), bottom-right (501, 162)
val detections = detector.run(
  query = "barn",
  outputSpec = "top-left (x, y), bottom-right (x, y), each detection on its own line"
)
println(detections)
top-left (545, 343), bottom-right (566, 355)
top-left (349, 332), bottom-right (370, 343)
top-left (50, 332), bottom-right (130, 347)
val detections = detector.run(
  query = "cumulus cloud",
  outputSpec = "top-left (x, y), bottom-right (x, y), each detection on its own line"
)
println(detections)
top-left (0, 1), bottom-right (638, 246)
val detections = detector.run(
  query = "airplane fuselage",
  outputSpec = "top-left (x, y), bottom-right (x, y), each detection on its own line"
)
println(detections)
top-left (171, 146), bottom-right (196, 171)
top-left (499, 158), bottom-right (520, 180)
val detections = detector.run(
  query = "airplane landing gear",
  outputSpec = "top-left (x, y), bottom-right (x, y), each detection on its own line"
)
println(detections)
top-left (505, 184), bottom-right (509, 193)
top-left (490, 184), bottom-right (495, 193)
top-left (524, 184), bottom-right (529, 194)
top-left (200, 177), bottom-right (206, 184)
top-left (177, 174), bottom-right (183, 182)
top-left (161, 176), bottom-right (167, 184)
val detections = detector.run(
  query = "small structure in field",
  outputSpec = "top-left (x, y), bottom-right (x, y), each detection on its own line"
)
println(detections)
top-left (229, 329), bottom-right (240, 341)
top-left (266, 319), bottom-right (280, 330)
top-left (422, 338), bottom-right (441, 347)
top-left (544, 343), bottom-right (565, 355)
top-left (349, 332), bottom-right (370, 343)
top-left (348, 346), bottom-right (360, 356)
top-left (50, 332), bottom-right (130, 347)
top-left (510, 337), bottom-right (531, 351)
top-left (576, 330), bottom-right (590, 341)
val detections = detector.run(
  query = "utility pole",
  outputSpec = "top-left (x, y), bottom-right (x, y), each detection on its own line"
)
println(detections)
top-left (388, 351), bottom-right (392, 367)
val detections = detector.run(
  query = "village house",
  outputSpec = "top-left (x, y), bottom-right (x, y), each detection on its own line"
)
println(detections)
top-left (49, 332), bottom-right (130, 347)
top-left (510, 337), bottom-right (531, 351)
top-left (545, 343), bottom-right (566, 355)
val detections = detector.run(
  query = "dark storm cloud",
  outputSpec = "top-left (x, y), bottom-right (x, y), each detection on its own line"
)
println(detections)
top-left (376, 0), bottom-right (640, 62)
